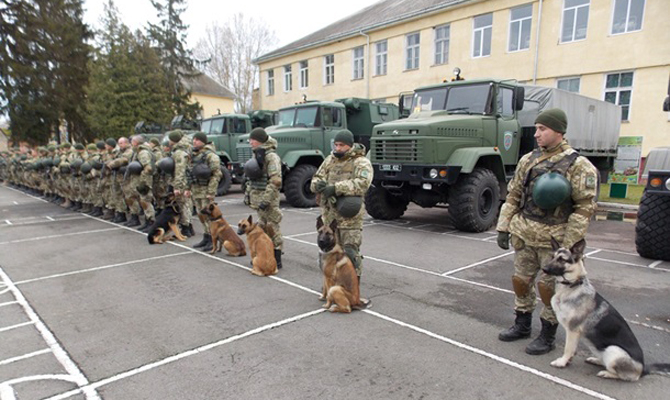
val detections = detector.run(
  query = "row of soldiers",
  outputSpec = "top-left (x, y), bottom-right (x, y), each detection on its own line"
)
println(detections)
top-left (0, 130), bottom-right (224, 251)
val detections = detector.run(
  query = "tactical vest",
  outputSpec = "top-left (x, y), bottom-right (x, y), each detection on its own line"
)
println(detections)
top-left (324, 155), bottom-right (358, 186)
top-left (190, 149), bottom-right (214, 186)
top-left (248, 148), bottom-right (274, 191)
top-left (131, 147), bottom-right (156, 172)
top-left (521, 149), bottom-right (579, 225)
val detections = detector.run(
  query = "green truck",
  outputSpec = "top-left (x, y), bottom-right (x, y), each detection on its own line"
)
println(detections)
top-left (234, 98), bottom-right (399, 207)
top-left (366, 78), bottom-right (621, 232)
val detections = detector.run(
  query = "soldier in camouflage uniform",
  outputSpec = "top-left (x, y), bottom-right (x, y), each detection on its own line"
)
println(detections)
top-left (70, 143), bottom-right (88, 211)
top-left (86, 142), bottom-right (107, 216)
top-left (311, 131), bottom-right (373, 297)
top-left (107, 137), bottom-right (132, 223)
top-left (244, 128), bottom-right (284, 268)
top-left (168, 130), bottom-right (195, 237)
top-left (124, 135), bottom-right (155, 229)
top-left (190, 132), bottom-right (222, 252)
top-left (58, 142), bottom-right (74, 208)
top-left (100, 138), bottom-right (118, 220)
top-left (148, 137), bottom-right (168, 214)
top-left (496, 108), bottom-right (598, 355)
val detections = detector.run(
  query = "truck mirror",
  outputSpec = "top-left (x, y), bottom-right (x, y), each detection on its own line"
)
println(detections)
top-left (664, 96), bottom-right (670, 112)
top-left (398, 93), bottom-right (412, 118)
top-left (514, 87), bottom-right (525, 111)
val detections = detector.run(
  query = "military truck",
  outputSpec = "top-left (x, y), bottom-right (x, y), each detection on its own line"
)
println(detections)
top-left (248, 109), bottom-right (278, 129)
top-left (234, 98), bottom-right (399, 207)
top-left (365, 78), bottom-right (621, 232)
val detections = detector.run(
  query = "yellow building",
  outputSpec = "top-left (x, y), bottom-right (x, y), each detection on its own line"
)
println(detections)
top-left (184, 73), bottom-right (236, 118)
top-left (255, 0), bottom-right (670, 156)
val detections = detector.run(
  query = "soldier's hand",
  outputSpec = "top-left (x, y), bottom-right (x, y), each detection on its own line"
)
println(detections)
top-left (174, 189), bottom-right (181, 196)
top-left (206, 195), bottom-right (214, 201)
top-left (313, 180), bottom-right (327, 193)
top-left (497, 231), bottom-right (510, 250)
top-left (184, 190), bottom-right (191, 198)
top-left (322, 185), bottom-right (336, 198)
top-left (259, 202), bottom-right (268, 211)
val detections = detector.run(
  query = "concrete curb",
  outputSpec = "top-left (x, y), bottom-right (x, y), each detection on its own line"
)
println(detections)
top-left (596, 201), bottom-right (638, 221)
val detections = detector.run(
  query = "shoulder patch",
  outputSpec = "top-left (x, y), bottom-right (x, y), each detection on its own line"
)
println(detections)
top-left (585, 174), bottom-right (597, 189)
top-left (360, 170), bottom-right (369, 179)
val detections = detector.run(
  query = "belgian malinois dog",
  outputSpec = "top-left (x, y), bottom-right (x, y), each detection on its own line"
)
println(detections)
top-left (200, 202), bottom-right (246, 256)
top-left (237, 215), bottom-right (277, 276)
top-left (543, 238), bottom-right (670, 381)
top-left (147, 195), bottom-right (186, 245)
top-left (316, 215), bottom-right (361, 313)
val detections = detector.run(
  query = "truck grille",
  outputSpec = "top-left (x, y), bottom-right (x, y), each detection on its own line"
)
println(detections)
top-left (236, 147), bottom-right (253, 163)
top-left (373, 139), bottom-right (422, 162)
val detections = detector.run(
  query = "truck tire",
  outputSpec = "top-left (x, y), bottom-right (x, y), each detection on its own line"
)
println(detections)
top-left (448, 168), bottom-right (500, 233)
top-left (635, 192), bottom-right (670, 261)
top-left (285, 164), bottom-right (317, 207)
top-left (216, 166), bottom-right (232, 196)
top-left (365, 184), bottom-right (408, 220)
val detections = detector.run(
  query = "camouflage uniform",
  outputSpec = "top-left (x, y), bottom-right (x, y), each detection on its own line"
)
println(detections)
top-left (171, 135), bottom-right (193, 227)
top-left (87, 145), bottom-right (105, 211)
top-left (497, 139), bottom-right (598, 323)
top-left (128, 143), bottom-right (156, 222)
top-left (191, 142), bottom-right (222, 233)
top-left (100, 147), bottom-right (117, 217)
top-left (310, 143), bottom-right (373, 276)
top-left (150, 143), bottom-right (167, 211)
top-left (246, 137), bottom-right (283, 251)
top-left (108, 145), bottom-right (133, 217)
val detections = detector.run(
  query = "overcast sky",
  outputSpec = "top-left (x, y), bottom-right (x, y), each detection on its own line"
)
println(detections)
top-left (83, 0), bottom-right (382, 50)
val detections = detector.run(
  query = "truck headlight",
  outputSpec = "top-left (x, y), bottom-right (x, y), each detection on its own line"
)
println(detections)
top-left (429, 168), bottom-right (438, 179)
top-left (666, 178), bottom-right (670, 191)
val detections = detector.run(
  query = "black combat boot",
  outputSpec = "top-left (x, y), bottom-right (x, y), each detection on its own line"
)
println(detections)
top-left (498, 311), bottom-right (532, 342)
top-left (180, 224), bottom-right (194, 238)
top-left (81, 203), bottom-right (92, 213)
top-left (193, 234), bottom-right (211, 249)
top-left (201, 236), bottom-right (213, 252)
top-left (125, 214), bottom-right (141, 227)
top-left (72, 201), bottom-right (83, 211)
top-left (525, 318), bottom-right (558, 355)
top-left (116, 212), bottom-right (127, 223)
top-left (102, 208), bottom-right (115, 220)
top-left (91, 207), bottom-right (103, 217)
top-left (274, 249), bottom-right (283, 269)
top-left (138, 218), bottom-right (153, 232)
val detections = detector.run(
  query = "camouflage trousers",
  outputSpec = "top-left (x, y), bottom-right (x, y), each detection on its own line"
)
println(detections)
top-left (176, 194), bottom-right (192, 226)
top-left (193, 196), bottom-right (212, 233)
top-left (153, 175), bottom-right (169, 210)
top-left (111, 177), bottom-right (127, 213)
top-left (256, 205), bottom-right (283, 251)
top-left (510, 235), bottom-right (557, 324)
top-left (339, 227), bottom-right (363, 277)
top-left (121, 180), bottom-right (140, 215)
top-left (128, 176), bottom-right (154, 220)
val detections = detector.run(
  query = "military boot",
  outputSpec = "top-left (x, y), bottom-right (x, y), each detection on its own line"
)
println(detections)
top-left (274, 249), bottom-right (283, 269)
top-left (180, 224), bottom-right (195, 238)
top-left (72, 201), bottom-right (82, 211)
top-left (115, 212), bottom-right (127, 223)
top-left (102, 208), bottom-right (115, 220)
top-left (61, 199), bottom-right (72, 209)
top-left (81, 203), bottom-right (92, 213)
top-left (193, 234), bottom-right (211, 249)
top-left (498, 311), bottom-right (532, 342)
top-left (201, 236), bottom-right (213, 252)
top-left (91, 207), bottom-right (103, 217)
top-left (125, 214), bottom-right (140, 227)
top-left (525, 319), bottom-right (558, 355)
top-left (138, 218), bottom-right (153, 232)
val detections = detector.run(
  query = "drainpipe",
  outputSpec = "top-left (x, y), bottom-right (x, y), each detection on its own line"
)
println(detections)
top-left (533, 0), bottom-right (543, 84)
top-left (359, 31), bottom-right (370, 98)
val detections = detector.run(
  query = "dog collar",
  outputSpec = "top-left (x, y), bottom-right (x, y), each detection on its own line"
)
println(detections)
top-left (210, 215), bottom-right (222, 221)
top-left (559, 277), bottom-right (584, 288)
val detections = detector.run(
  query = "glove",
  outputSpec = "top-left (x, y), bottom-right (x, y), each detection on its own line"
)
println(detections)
top-left (321, 185), bottom-right (336, 199)
top-left (497, 231), bottom-right (510, 250)
top-left (259, 202), bottom-right (268, 211)
top-left (244, 194), bottom-right (250, 206)
top-left (313, 180), bottom-right (327, 193)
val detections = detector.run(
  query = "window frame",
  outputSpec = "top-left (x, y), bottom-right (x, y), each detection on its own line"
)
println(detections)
top-left (405, 32), bottom-right (420, 70)
top-left (556, 76), bottom-right (581, 93)
top-left (299, 60), bottom-right (308, 89)
top-left (323, 54), bottom-right (335, 85)
top-left (283, 64), bottom-right (292, 92)
top-left (434, 24), bottom-right (450, 65)
top-left (560, 0), bottom-right (590, 43)
top-left (472, 13), bottom-right (493, 58)
top-left (375, 40), bottom-right (388, 76)
top-left (352, 46), bottom-right (365, 80)
top-left (603, 70), bottom-right (634, 122)
top-left (610, 0), bottom-right (645, 35)
top-left (266, 69), bottom-right (274, 96)
top-left (508, 4), bottom-right (532, 53)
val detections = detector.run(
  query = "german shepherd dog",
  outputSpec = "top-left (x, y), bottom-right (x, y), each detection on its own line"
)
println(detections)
top-left (543, 238), bottom-right (670, 381)
top-left (237, 215), bottom-right (277, 276)
top-left (316, 216), bottom-right (361, 313)
top-left (147, 195), bottom-right (186, 245)
top-left (200, 202), bottom-right (246, 256)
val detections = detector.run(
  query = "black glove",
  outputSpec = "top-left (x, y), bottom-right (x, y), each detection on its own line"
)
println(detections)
top-left (321, 185), bottom-right (336, 198)
top-left (259, 202), bottom-right (268, 211)
top-left (313, 180), bottom-right (327, 193)
top-left (244, 194), bottom-right (250, 206)
top-left (497, 231), bottom-right (510, 250)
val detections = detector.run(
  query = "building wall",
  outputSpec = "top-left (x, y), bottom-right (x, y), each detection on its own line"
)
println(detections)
top-left (191, 93), bottom-right (235, 119)
top-left (257, 0), bottom-right (670, 155)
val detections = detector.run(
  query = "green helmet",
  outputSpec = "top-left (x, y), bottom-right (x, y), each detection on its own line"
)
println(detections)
top-left (243, 157), bottom-right (262, 180)
top-left (532, 172), bottom-right (572, 209)
top-left (157, 156), bottom-right (175, 174)
top-left (80, 161), bottom-right (92, 174)
top-left (127, 160), bottom-right (143, 175)
top-left (71, 158), bottom-right (83, 170)
top-left (335, 196), bottom-right (363, 218)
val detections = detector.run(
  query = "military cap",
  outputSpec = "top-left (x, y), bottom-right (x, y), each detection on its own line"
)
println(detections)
top-left (149, 137), bottom-right (160, 146)
top-left (96, 141), bottom-right (106, 150)
top-left (61, 142), bottom-right (72, 149)
top-left (74, 143), bottom-right (85, 150)
top-left (249, 127), bottom-right (268, 143)
top-left (168, 130), bottom-right (183, 143)
top-left (86, 143), bottom-right (97, 151)
top-left (47, 144), bottom-right (57, 152)
top-left (334, 131), bottom-right (354, 146)
top-left (193, 132), bottom-right (208, 144)
top-left (535, 108), bottom-right (568, 134)
top-left (106, 138), bottom-right (117, 147)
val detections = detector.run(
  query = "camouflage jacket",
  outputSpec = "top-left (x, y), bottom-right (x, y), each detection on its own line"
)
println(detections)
top-left (190, 143), bottom-right (221, 197)
top-left (246, 137), bottom-right (282, 205)
top-left (108, 146), bottom-right (132, 171)
top-left (131, 143), bottom-right (155, 185)
top-left (311, 143), bottom-right (373, 228)
top-left (172, 136), bottom-right (192, 191)
top-left (496, 139), bottom-right (598, 249)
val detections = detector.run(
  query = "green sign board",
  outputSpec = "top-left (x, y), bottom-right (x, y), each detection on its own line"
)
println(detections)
top-left (609, 136), bottom-right (643, 184)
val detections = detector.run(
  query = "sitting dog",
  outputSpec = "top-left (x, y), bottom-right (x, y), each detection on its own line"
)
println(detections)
top-left (316, 216), bottom-right (361, 313)
top-left (543, 238), bottom-right (670, 381)
top-left (200, 202), bottom-right (246, 256)
top-left (147, 197), bottom-right (186, 245)
top-left (237, 215), bottom-right (277, 276)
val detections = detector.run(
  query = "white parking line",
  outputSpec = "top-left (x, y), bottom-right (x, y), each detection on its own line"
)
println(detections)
top-left (0, 301), bottom-right (18, 308)
top-left (442, 251), bottom-right (515, 276)
top-left (0, 216), bottom-right (87, 227)
top-left (648, 260), bottom-right (664, 269)
top-left (0, 321), bottom-right (35, 333)
top-left (44, 308), bottom-right (326, 400)
top-left (0, 348), bottom-right (51, 366)
top-left (0, 227), bottom-right (120, 245)
top-left (3, 185), bottom-right (49, 203)
top-left (46, 216), bottom-right (55, 221)
top-left (4, 220), bottom-right (11, 225)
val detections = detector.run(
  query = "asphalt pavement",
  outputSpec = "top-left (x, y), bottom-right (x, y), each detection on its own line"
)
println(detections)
top-left (0, 184), bottom-right (668, 400)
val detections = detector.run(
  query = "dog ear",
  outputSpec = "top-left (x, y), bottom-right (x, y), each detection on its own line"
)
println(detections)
top-left (550, 236), bottom-right (561, 251)
top-left (570, 239), bottom-right (587, 260)
top-left (213, 201), bottom-right (217, 206)
top-left (247, 215), bottom-right (253, 224)
top-left (329, 219), bottom-right (338, 232)
top-left (316, 215), bottom-right (324, 229)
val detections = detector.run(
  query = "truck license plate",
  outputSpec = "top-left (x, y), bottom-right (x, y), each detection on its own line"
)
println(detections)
top-left (380, 164), bottom-right (402, 172)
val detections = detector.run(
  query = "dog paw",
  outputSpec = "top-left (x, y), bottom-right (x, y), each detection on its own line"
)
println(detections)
top-left (597, 370), bottom-right (618, 379)
top-left (585, 357), bottom-right (604, 366)
top-left (551, 358), bottom-right (570, 368)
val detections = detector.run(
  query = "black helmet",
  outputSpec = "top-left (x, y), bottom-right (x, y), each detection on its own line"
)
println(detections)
top-left (192, 162), bottom-right (212, 180)
top-left (335, 196), bottom-right (363, 218)
top-left (53, 156), bottom-right (61, 165)
top-left (80, 161), bottom-right (92, 174)
top-left (533, 172), bottom-right (572, 209)
top-left (43, 158), bottom-right (53, 168)
top-left (127, 161), bottom-right (143, 175)
top-left (91, 159), bottom-right (104, 170)
top-left (71, 158), bottom-right (83, 170)
top-left (243, 157), bottom-right (263, 180)
top-left (157, 156), bottom-right (175, 174)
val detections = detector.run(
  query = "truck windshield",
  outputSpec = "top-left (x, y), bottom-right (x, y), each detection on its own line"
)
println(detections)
top-left (210, 118), bottom-right (227, 134)
top-left (277, 106), bottom-right (319, 127)
top-left (411, 84), bottom-right (491, 114)
top-left (201, 120), bottom-right (212, 133)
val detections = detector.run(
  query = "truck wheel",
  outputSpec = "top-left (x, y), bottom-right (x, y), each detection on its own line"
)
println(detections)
top-left (285, 164), bottom-right (317, 207)
top-left (216, 166), bottom-right (232, 196)
top-left (365, 184), bottom-right (409, 220)
top-left (448, 168), bottom-right (500, 233)
top-left (635, 192), bottom-right (670, 261)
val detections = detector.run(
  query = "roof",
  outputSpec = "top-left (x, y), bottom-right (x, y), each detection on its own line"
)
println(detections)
top-left (182, 72), bottom-right (236, 99)
top-left (255, 0), bottom-right (470, 64)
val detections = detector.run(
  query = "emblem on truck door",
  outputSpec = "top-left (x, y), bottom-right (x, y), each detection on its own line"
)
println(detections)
top-left (503, 131), bottom-right (514, 151)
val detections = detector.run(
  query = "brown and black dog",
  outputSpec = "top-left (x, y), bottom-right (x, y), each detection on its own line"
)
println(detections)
top-left (147, 196), bottom-right (186, 244)
top-left (237, 215), bottom-right (277, 276)
top-left (316, 215), bottom-right (361, 313)
top-left (200, 202), bottom-right (246, 256)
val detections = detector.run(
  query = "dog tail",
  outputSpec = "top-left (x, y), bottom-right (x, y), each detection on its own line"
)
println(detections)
top-left (645, 363), bottom-right (670, 377)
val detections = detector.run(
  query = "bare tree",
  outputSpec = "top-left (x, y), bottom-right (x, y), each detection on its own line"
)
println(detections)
top-left (194, 13), bottom-right (277, 113)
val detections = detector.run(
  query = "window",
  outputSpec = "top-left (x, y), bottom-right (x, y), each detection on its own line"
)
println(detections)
top-left (232, 118), bottom-right (246, 133)
top-left (322, 107), bottom-right (343, 128)
top-left (557, 77), bottom-right (581, 93)
top-left (612, 0), bottom-right (645, 34)
top-left (352, 46), bottom-right (364, 80)
top-left (561, 0), bottom-right (589, 43)
top-left (509, 4), bottom-right (532, 52)
top-left (405, 32), bottom-right (420, 70)
top-left (434, 24), bottom-right (450, 65)
top-left (283, 65), bottom-right (292, 92)
top-left (266, 70), bottom-right (274, 96)
top-left (473, 13), bottom-right (492, 57)
top-left (324, 54), bottom-right (334, 85)
top-left (604, 72), bottom-right (633, 121)
top-left (375, 40), bottom-right (387, 76)
top-left (299, 61), bottom-right (308, 89)
top-left (210, 118), bottom-right (226, 134)
top-left (497, 87), bottom-right (514, 118)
